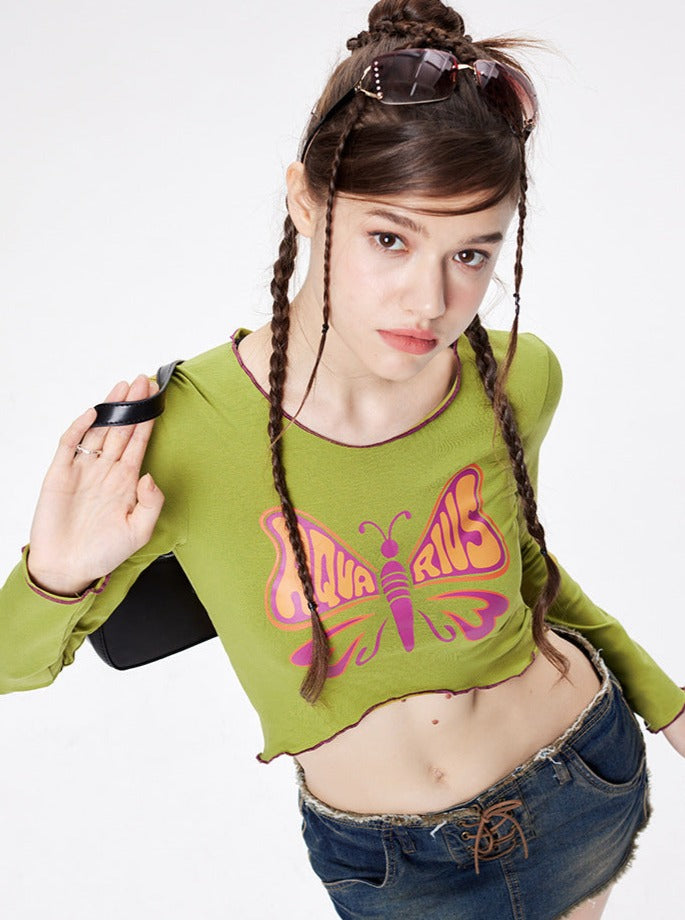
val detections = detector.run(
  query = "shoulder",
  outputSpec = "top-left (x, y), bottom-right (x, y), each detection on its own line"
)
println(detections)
top-left (142, 336), bottom-right (246, 458)
top-left (477, 328), bottom-right (563, 440)
top-left (145, 329), bottom-right (267, 455)
top-left (130, 334), bottom-right (254, 541)
top-left (168, 340), bottom-right (237, 395)
top-left (156, 332), bottom-right (252, 417)
top-left (484, 328), bottom-right (561, 386)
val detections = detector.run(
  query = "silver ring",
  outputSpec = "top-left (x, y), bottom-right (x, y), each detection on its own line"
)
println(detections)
top-left (75, 443), bottom-right (103, 457)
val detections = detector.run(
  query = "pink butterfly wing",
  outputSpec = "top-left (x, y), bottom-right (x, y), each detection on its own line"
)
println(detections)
top-left (261, 509), bottom-right (387, 676)
top-left (409, 465), bottom-right (509, 586)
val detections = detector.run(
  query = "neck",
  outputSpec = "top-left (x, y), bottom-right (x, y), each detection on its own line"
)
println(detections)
top-left (240, 296), bottom-right (459, 446)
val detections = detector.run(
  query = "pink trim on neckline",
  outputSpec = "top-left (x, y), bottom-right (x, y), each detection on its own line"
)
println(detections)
top-left (229, 328), bottom-right (462, 450)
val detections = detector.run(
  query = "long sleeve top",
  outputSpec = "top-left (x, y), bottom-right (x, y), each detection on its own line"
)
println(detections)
top-left (1, 328), bottom-right (684, 762)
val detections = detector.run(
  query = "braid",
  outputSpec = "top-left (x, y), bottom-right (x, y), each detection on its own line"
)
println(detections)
top-left (449, 135), bottom-right (568, 676)
top-left (492, 134), bottom-right (528, 421)
top-left (464, 327), bottom-right (569, 680)
top-left (267, 211), bottom-right (298, 447)
top-left (290, 94), bottom-right (367, 425)
top-left (268, 97), bottom-right (367, 706)
top-left (346, 0), bottom-right (474, 52)
top-left (347, 20), bottom-right (475, 57)
top-left (461, 121), bottom-right (568, 680)
top-left (267, 212), bottom-right (327, 705)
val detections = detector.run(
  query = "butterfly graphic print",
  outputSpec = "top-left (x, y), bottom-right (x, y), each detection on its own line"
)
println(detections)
top-left (260, 464), bottom-right (511, 678)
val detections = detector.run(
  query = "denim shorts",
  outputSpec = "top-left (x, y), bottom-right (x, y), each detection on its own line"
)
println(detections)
top-left (295, 626), bottom-right (652, 920)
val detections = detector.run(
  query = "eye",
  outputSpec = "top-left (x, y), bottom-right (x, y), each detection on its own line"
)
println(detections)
top-left (368, 233), bottom-right (490, 270)
top-left (369, 231), bottom-right (407, 252)
top-left (455, 250), bottom-right (489, 269)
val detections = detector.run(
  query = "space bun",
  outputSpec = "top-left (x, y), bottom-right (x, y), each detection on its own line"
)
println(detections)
top-left (346, 0), bottom-right (473, 52)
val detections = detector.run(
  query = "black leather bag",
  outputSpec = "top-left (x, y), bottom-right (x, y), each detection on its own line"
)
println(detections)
top-left (86, 360), bottom-right (217, 669)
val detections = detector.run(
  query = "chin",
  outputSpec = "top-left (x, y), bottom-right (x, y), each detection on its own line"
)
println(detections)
top-left (368, 355), bottom-right (435, 383)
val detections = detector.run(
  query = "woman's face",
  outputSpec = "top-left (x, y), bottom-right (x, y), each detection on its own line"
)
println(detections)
top-left (291, 174), bottom-right (518, 386)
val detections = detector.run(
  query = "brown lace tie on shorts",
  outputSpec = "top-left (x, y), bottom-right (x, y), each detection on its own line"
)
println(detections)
top-left (460, 798), bottom-right (529, 875)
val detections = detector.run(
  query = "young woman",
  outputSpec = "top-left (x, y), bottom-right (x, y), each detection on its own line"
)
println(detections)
top-left (2, 1), bottom-right (684, 917)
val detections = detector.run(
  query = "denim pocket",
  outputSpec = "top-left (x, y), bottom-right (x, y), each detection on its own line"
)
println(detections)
top-left (300, 805), bottom-right (394, 892)
top-left (567, 678), bottom-right (647, 792)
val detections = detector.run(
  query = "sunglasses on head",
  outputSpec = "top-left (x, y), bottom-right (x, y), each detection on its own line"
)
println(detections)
top-left (297, 47), bottom-right (539, 163)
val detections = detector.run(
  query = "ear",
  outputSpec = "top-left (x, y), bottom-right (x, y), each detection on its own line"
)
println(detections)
top-left (285, 161), bottom-right (322, 239)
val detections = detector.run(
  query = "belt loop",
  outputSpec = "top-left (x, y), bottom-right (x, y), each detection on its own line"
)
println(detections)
top-left (394, 825), bottom-right (416, 854)
top-left (552, 755), bottom-right (571, 785)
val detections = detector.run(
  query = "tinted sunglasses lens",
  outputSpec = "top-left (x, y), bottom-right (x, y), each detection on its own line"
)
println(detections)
top-left (368, 49), bottom-right (457, 103)
top-left (475, 59), bottom-right (538, 126)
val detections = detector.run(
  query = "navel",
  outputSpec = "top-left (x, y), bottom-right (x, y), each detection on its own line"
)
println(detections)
top-left (430, 765), bottom-right (447, 783)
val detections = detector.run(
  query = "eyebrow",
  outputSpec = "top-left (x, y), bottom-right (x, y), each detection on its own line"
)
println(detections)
top-left (364, 208), bottom-right (504, 245)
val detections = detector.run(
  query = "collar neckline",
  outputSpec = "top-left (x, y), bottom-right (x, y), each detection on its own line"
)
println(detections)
top-left (229, 328), bottom-right (462, 449)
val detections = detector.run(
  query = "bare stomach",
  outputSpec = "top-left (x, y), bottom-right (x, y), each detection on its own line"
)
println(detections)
top-left (294, 629), bottom-right (603, 814)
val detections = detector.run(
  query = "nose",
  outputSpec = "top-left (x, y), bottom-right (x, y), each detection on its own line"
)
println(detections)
top-left (405, 259), bottom-right (447, 321)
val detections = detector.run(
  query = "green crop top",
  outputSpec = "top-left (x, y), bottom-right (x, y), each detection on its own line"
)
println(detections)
top-left (1, 328), bottom-right (684, 762)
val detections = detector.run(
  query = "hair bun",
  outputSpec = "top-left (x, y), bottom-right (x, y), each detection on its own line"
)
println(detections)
top-left (346, 1), bottom-right (474, 53)
top-left (347, 20), bottom-right (474, 54)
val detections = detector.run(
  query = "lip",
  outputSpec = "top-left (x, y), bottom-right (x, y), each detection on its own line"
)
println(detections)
top-left (378, 329), bottom-right (438, 355)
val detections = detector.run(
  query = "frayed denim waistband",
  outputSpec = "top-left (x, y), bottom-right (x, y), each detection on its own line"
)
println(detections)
top-left (294, 625), bottom-right (613, 828)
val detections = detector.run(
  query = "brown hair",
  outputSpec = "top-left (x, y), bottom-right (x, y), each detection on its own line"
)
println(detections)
top-left (267, 0), bottom-right (568, 703)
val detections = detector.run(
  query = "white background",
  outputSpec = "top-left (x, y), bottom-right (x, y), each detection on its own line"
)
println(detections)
top-left (1, 1), bottom-right (683, 917)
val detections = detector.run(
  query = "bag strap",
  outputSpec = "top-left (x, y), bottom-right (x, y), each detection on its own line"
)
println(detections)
top-left (90, 360), bottom-right (184, 427)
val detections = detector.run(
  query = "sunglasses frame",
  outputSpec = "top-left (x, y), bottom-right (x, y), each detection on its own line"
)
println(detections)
top-left (298, 48), bottom-right (538, 163)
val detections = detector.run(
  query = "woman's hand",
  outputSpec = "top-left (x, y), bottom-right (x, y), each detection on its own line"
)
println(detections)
top-left (25, 374), bottom-right (165, 596)
top-left (662, 701), bottom-right (685, 758)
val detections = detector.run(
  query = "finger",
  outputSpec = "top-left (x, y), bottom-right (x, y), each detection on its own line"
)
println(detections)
top-left (52, 378), bottom-right (131, 469)
top-left (127, 473), bottom-right (165, 549)
top-left (53, 406), bottom-right (101, 468)
top-left (76, 380), bottom-right (130, 453)
top-left (118, 378), bottom-right (161, 470)
top-left (99, 374), bottom-right (157, 463)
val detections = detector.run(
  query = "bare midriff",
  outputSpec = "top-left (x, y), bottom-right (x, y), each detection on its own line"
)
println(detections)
top-left (294, 629), bottom-right (602, 814)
